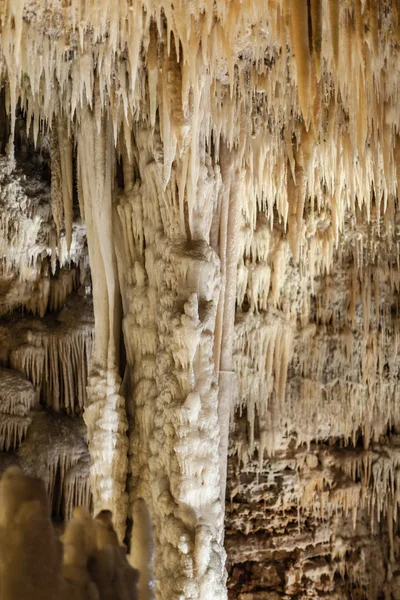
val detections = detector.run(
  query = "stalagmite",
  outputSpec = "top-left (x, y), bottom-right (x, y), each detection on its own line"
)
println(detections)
top-left (0, 466), bottom-right (63, 600)
top-left (0, 466), bottom-right (138, 600)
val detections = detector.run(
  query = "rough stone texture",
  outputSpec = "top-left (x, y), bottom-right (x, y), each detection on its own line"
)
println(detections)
top-left (225, 444), bottom-right (399, 599)
top-left (0, 129), bottom-right (93, 521)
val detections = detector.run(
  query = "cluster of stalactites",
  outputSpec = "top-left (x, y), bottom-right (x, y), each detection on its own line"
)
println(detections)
top-left (9, 322), bottom-right (93, 414)
top-left (0, 152), bottom-right (90, 317)
top-left (0, 368), bottom-right (36, 451)
top-left (229, 438), bottom-right (400, 569)
top-left (1, 1), bottom-right (400, 264)
top-left (233, 258), bottom-right (400, 465)
top-left (15, 410), bottom-right (92, 522)
top-left (294, 441), bottom-right (400, 556)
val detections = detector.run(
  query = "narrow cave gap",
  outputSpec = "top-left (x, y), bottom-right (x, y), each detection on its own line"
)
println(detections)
top-left (72, 149), bottom-right (80, 214)
top-left (116, 153), bottom-right (125, 190)
top-left (239, 293), bottom-right (250, 312)
top-left (0, 87), bottom-right (10, 154)
top-left (118, 307), bottom-right (128, 379)
top-left (52, 461), bottom-right (64, 518)
top-left (307, 0), bottom-right (313, 53)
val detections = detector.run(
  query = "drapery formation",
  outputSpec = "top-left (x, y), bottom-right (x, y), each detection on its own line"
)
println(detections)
top-left (77, 101), bottom-right (129, 541)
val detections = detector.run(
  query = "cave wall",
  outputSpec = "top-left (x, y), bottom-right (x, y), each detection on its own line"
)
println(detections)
top-left (226, 208), bottom-right (400, 598)
top-left (0, 115), bottom-right (93, 520)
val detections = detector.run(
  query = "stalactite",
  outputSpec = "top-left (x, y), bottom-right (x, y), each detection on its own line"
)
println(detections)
top-left (63, 456), bottom-right (91, 521)
top-left (289, 0), bottom-right (311, 124)
top-left (214, 145), bottom-right (242, 505)
top-left (0, 0), bottom-right (398, 248)
top-left (17, 411), bottom-right (91, 519)
top-left (328, 0), bottom-right (340, 69)
top-left (57, 117), bottom-right (73, 251)
top-left (77, 100), bottom-right (128, 542)
top-left (310, 0), bottom-right (322, 80)
top-left (50, 120), bottom-right (64, 239)
top-left (0, 368), bottom-right (35, 451)
top-left (4, 297), bottom-right (94, 414)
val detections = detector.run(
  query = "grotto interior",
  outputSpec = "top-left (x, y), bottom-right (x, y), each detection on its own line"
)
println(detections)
top-left (1, 0), bottom-right (400, 598)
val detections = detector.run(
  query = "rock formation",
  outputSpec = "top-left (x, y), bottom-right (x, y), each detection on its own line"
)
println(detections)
top-left (0, 466), bottom-right (139, 599)
top-left (0, 1), bottom-right (400, 599)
